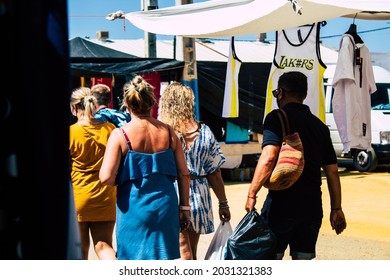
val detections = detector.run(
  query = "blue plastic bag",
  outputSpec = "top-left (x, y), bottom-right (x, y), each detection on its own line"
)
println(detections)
top-left (224, 210), bottom-right (277, 260)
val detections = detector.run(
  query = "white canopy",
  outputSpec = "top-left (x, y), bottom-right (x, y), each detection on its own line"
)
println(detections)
top-left (125, 0), bottom-right (390, 38)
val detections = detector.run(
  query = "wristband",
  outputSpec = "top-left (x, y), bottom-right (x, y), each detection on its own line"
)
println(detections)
top-left (219, 199), bottom-right (229, 209)
top-left (331, 208), bottom-right (342, 211)
top-left (179, 205), bottom-right (191, 211)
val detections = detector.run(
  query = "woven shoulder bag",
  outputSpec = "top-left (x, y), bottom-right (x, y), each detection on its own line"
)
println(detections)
top-left (263, 109), bottom-right (304, 191)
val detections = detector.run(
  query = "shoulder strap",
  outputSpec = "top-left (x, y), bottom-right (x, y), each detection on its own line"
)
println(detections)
top-left (276, 109), bottom-right (290, 142)
top-left (119, 128), bottom-right (132, 151)
top-left (279, 109), bottom-right (290, 134)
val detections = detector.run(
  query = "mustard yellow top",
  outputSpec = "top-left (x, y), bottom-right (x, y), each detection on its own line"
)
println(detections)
top-left (69, 122), bottom-right (116, 222)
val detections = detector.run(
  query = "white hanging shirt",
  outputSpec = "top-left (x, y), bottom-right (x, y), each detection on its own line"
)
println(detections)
top-left (264, 22), bottom-right (326, 123)
top-left (332, 34), bottom-right (377, 152)
top-left (222, 37), bottom-right (242, 118)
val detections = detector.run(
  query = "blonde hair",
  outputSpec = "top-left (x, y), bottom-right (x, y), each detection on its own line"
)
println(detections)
top-left (122, 75), bottom-right (155, 115)
top-left (70, 87), bottom-right (97, 119)
top-left (158, 82), bottom-right (195, 133)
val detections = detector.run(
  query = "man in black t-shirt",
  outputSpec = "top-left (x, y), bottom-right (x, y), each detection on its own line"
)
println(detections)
top-left (245, 71), bottom-right (347, 260)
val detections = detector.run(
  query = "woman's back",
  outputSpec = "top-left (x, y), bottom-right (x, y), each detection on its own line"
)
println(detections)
top-left (100, 75), bottom-right (190, 260)
top-left (115, 117), bottom-right (181, 260)
top-left (120, 116), bottom-right (170, 154)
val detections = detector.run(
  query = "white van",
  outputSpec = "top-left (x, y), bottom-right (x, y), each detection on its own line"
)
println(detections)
top-left (324, 64), bottom-right (390, 172)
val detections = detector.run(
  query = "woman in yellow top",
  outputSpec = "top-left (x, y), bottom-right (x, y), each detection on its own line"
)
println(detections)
top-left (69, 87), bottom-right (116, 260)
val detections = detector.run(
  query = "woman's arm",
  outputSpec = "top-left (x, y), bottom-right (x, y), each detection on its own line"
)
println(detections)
top-left (172, 128), bottom-right (190, 206)
top-left (99, 128), bottom-right (122, 186)
top-left (171, 126), bottom-right (191, 231)
top-left (207, 168), bottom-right (231, 222)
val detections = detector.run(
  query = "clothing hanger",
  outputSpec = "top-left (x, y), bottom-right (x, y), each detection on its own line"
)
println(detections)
top-left (344, 14), bottom-right (364, 88)
top-left (345, 14), bottom-right (364, 44)
top-left (231, 37), bottom-right (242, 62)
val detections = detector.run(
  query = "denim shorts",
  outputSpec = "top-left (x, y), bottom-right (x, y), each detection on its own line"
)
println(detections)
top-left (269, 216), bottom-right (322, 260)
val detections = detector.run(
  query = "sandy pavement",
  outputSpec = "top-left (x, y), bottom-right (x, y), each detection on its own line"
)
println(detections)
top-left (89, 164), bottom-right (390, 260)
top-left (198, 165), bottom-right (390, 260)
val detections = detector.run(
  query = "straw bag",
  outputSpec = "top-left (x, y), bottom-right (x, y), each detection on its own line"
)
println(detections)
top-left (263, 109), bottom-right (304, 190)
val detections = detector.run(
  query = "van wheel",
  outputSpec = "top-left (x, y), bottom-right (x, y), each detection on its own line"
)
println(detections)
top-left (353, 149), bottom-right (378, 172)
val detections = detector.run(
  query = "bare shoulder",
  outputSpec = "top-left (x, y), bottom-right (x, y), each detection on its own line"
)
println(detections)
top-left (110, 127), bottom-right (123, 136)
top-left (107, 127), bottom-right (125, 143)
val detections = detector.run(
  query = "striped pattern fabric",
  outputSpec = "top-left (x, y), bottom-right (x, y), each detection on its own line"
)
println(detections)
top-left (184, 123), bottom-right (226, 234)
top-left (264, 109), bottom-right (304, 191)
top-left (264, 132), bottom-right (304, 191)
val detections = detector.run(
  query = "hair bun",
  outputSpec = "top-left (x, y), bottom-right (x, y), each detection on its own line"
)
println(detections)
top-left (133, 75), bottom-right (143, 85)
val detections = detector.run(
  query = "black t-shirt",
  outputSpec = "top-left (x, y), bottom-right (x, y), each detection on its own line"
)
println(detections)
top-left (262, 102), bottom-right (337, 219)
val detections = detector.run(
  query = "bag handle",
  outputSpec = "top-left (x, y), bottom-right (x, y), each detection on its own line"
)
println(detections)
top-left (276, 109), bottom-right (290, 142)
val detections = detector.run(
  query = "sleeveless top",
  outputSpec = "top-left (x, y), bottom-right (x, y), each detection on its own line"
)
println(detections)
top-left (264, 22), bottom-right (327, 123)
top-left (222, 37), bottom-right (242, 118)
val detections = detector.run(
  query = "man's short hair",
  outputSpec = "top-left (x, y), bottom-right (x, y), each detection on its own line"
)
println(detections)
top-left (91, 84), bottom-right (111, 106)
top-left (278, 71), bottom-right (308, 99)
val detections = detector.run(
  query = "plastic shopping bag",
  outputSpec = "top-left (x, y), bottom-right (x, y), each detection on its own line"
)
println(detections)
top-left (224, 210), bottom-right (277, 260)
top-left (204, 221), bottom-right (233, 260)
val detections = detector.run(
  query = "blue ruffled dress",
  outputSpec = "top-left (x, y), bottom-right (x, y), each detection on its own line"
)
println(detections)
top-left (115, 129), bottom-right (180, 260)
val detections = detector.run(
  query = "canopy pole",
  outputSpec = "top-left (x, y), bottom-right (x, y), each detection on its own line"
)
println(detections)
top-left (142, 0), bottom-right (157, 58)
top-left (176, 0), bottom-right (200, 120)
top-left (181, 36), bottom-right (200, 120)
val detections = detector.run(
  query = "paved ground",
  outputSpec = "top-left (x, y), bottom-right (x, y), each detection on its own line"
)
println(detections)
top-left (89, 163), bottom-right (390, 260)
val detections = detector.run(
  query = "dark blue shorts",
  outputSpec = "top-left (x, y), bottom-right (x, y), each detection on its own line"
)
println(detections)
top-left (269, 216), bottom-right (322, 260)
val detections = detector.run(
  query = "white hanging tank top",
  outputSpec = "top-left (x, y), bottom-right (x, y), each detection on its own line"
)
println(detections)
top-left (222, 37), bottom-right (242, 118)
top-left (264, 22), bottom-right (327, 123)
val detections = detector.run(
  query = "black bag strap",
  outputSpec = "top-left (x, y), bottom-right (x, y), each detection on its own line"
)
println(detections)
top-left (276, 109), bottom-right (290, 142)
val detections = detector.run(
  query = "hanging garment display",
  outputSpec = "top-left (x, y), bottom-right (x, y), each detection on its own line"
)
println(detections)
top-left (332, 31), bottom-right (377, 153)
top-left (264, 22), bottom-right (326, 123)
top-left (222, 36), bottom-right (242, 118)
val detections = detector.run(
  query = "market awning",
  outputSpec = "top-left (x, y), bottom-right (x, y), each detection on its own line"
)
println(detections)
top-left (125, 0), bottom-right (390, 38)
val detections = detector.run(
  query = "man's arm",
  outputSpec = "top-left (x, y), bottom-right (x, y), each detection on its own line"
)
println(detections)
top-left (322, 163), bottom-right (347, 235)
top-left (245, 144), bottom-right (279, 211)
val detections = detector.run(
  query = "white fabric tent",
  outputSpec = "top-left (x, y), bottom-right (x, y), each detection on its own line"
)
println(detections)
top-left (125, 0), bottom-right (390, 38)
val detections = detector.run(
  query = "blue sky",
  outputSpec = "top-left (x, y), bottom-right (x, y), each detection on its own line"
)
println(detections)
top-left (68, 0), bottom-right (390, 53)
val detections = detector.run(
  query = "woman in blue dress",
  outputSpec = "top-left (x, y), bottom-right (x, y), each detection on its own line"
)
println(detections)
top-left (158, 82), bottom-right (231, 260)
top-left (100, 76), bottom-right (190, 260)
